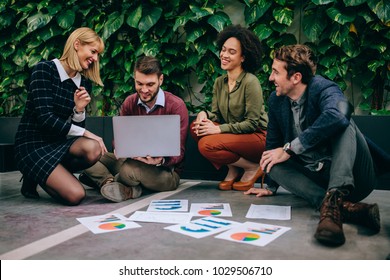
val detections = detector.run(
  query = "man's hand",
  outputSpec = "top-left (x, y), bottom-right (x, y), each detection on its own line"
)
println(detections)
top-left (244, 187), bottom-right (273, 197)
top-left (132, 156), bottom-right (164, 166)
top-left (260, 148), bottom-right (290, 173)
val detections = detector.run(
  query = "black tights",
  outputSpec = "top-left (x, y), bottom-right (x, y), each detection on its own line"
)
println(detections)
top-left (42, 137), bottom-right (102, 206)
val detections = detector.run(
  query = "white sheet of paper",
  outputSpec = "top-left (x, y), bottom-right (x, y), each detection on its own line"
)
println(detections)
top-left (128, 211), bottom-right (193, 224)
top-left (246, 204), bottom-right (291, 220)
top-left (215, 221), bottom-right (291, 247)
top-left (190, 203), bottom-right (232, 217)
top-left (165, 217), bottom-right (241, 239)
top-left (77, 213), bottom-right (141, 234)
top-left (147, 199), bottom-right (188, 212)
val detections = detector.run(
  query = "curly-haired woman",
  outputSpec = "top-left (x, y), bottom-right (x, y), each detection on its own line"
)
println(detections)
top-left (191, 25), bottom-right (268, 191)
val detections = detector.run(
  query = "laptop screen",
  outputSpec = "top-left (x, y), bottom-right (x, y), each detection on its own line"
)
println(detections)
top-left (112, 115), bottom-right (181, 158)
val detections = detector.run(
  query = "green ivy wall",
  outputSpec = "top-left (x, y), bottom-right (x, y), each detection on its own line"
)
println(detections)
top-left (0, 0), bottom-right (389, 116)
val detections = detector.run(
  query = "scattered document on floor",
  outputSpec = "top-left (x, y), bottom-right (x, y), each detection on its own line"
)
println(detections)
top-left (128, 211), bottom-right (193, 224)
top-left (165, 217), bottom-right (242, 239)
top-left (215, 221), bottom-right (291, 247)
top-left (77, 213), bottom-right (141, 234)
top-left (190, 203), bottom-right (232, 217)
top-left (246, 204), bottom-right (291, 220)
top-left (147, 199), bottom-right (188, 212)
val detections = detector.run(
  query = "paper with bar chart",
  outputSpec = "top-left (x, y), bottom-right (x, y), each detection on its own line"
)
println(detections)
top-left (128, 211), bottom-right (193, 224)
top-left (165, 217), bottom-right (241, 238)
top-left (147, 199), bottom-right (188, 212)
top-left (215, 221), bottom-right (290, 246)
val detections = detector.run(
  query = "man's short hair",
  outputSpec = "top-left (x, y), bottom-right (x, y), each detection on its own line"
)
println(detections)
top-left (134, 56), bottom-right (162, 77)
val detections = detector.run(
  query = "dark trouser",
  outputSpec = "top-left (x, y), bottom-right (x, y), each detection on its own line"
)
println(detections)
top-left (268, 120), bottom-right (376, 208)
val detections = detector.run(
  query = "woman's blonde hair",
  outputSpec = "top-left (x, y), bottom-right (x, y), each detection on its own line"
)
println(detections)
top-left (60, 27), bottom-right (104, 86)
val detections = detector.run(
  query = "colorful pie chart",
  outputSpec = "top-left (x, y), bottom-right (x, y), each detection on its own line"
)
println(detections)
top-left (99, 222), bottom-right (126, 230)
top-left (231, 232), bottom-right (260, 241)
top-left (198, 210), bottom-right (221, 216)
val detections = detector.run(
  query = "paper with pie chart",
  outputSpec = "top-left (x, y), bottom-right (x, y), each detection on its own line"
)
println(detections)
top-left (77, 213), bottom-right (141, 234)
top-left (147, 199), bottom-right (188, 212)
top-left (165, 217), bottom-right (242, 238)
top-left (190, 203), bottom-right (232, 217)
top-left (215, 221), bottom-right (290, 246)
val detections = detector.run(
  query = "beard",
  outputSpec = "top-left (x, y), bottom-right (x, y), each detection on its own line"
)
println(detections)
top-left (138, 88), bottom-right (159, 105)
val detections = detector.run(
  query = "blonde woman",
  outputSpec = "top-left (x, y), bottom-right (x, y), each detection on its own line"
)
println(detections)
top-left (14, 27), bottom-right (107, 205)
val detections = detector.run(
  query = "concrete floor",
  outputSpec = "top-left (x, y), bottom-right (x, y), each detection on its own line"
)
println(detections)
top-left (0, 171), bottom-right (389, 260)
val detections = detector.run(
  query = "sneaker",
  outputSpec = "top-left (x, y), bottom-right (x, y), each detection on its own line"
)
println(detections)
top-left (314, 189), bottom-right (345, 246)
top-left (100, 182), bottom-right (142, 202)
top-left (342, 201), bottom-right (380, 232)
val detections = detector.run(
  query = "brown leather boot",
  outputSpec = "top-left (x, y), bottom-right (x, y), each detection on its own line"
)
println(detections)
top-left (342, 201), bottom-right (380, 232)
top-left (314, 189), bottom-right (345, 246)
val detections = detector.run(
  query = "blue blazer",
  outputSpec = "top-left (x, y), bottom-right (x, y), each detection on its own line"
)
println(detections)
top-left (266, 75), bottom-right (350, 153)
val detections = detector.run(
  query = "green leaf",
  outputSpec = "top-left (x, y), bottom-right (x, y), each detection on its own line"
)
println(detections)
top-left (324, 65), bottom-right (338, 79)
top-left (367, 0), bottom-right (390, 26)
top-left (189, 5), bottom-right (214, 19)
top-left (27, 12), bottom-right (53, 32)
top-left (111, 43), bottom-right (123, 58)
top-left (46, 3), bottom-right (62, 16)
top-left (140, 41), bottom-right (160, 57)
top-left (361, 88), bottom-right (374, 99)
top-left (343, 0), bottom-right (366, 7)
top-left (102, 12), bottom-right (124, 41)
top-left (173, 15), bottom-right (191, 31)
top-left (329, 24), bottom-right (350, 47)
top-left (273, 6), bottom-right (294, 26)
top-left (207, 12), bottom-right (231, 32)
top-left (303, 8), bottom-right (328, 41)
top-left (253, 24), bottom-right (273, 40)
top-left (311, 0), bottom-right (335, 4)
top-left (0, 44), bottom-right (15, 59)
top-left (57, 10), bottom-right (75, 29)
top-left (36, 25), bottom-right (63, 42)
top-left (326, 7), bottom-right (356, 24)
top-left (367, 60), bottom-right (385, 72)
top-left (12, 48), bottom-right (27, 67)
top-left (244, 0), bottom-right (273, 24)
top-left (186, 26), bottom-right (205, 43)
top-left (138, 7), bottom-right (162, 33)
top-left (126, 5), bottom-right (142, 28)
top-left (0, 12), bottom-right (13, 27)
top-left (341, 34), bottom-right (360, 58)
top-left (14, 3), bottom-right (36, 13)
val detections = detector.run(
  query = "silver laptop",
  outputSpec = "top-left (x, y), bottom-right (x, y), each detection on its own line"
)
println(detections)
top-left (112, 115), bottom-right (180, 158)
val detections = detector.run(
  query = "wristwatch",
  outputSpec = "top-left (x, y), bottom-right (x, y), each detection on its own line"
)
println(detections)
top-left (283, 142), bottom-right (295, 156)
top-left (73, 106), bottom-right (84, 115)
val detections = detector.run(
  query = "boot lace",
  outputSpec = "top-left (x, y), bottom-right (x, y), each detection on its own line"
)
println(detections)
top-left (319, 189), bottom-right (345, 224)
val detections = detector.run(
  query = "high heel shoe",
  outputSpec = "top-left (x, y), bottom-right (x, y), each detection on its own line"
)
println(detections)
top-left (218, 178), bottom-right (237, 191)
top-left (20, 176), bottom-right (40, 199)
top-left (232, 168), bottom-right (265, 191)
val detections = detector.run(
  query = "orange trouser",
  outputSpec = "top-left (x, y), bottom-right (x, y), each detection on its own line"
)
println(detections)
top-left (190, 121), bottom-right (266, 169)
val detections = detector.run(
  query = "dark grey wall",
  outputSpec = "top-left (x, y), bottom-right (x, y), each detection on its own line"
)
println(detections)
top-left (1, 116), bottom-right (389, 189)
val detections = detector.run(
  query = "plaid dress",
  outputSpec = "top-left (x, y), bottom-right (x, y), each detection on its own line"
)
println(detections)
top-left (14, 60), bottom-right (91, 186)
